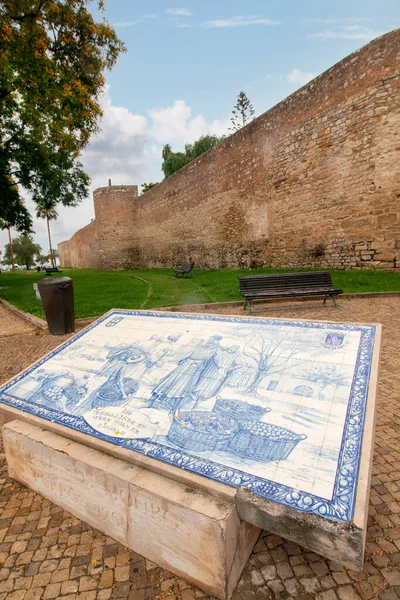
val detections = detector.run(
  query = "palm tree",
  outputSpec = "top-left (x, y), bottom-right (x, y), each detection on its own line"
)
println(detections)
top-left (7, 225), bottom-right (15, 271)
top-left (0, 220), bottom-right (15, 270)
top-left (36, 201), bottom-right (58, 268)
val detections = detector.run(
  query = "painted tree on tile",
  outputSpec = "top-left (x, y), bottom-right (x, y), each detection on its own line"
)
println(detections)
top-left (244, 337), bottom-right (299, 395)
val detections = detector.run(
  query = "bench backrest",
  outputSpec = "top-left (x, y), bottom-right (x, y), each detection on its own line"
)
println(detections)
top-left (180, 263), bottom-right (194, 273)
top-left (238, 271), bottom-right (334, 293)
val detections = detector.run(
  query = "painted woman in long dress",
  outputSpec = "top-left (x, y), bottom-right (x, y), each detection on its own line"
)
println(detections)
top-left (148, 336), bottom-right (222, 413)
top-left (192, 345), bottom-right (241, 403)
top-left (224, 354), bottom-right (254, 390)
top-left (75, 345), bottom-right (150, 415)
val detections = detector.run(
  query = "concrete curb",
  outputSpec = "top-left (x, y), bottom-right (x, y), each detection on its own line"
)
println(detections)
top-left (0, 299), bottom-right (102, 332)
top-left (0, 298), bottom-right (47, 330)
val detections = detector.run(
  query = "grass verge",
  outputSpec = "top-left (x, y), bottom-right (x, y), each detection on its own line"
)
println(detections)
top-left (0, 267), bottom-right (399, 320)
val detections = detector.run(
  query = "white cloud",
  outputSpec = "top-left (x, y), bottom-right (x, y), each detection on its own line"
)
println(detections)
top-left (0, 91), bottom-right (231, 253)
top-left (303, 17), bottom-right (375, 25)
top-left (113, 20), bottom-right (139, 27)
top-left (113, 14), bottom-right (156, 28)
top-left (202, 15), bottom-right (280, 28)
top-left (308, 26), bottom-right (385, 40)
top-left (148, 100), bottom-right (229, 144)
top-left (166, 8), bottom-right (192, 17)
top-left (303, 18), bottom-right (341, 25)
top-left (287, 68), bottom-right (318, 86)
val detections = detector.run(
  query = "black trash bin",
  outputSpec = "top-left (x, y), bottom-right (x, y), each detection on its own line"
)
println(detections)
top-left (37, 276), bottom-right (75, 335)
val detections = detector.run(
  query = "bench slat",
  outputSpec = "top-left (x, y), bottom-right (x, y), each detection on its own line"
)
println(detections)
top-left (243, 288), bottom-right (342, 297)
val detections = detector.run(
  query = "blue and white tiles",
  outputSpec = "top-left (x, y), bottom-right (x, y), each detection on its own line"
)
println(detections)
top-left (0, 310), bottom-right (377, 523)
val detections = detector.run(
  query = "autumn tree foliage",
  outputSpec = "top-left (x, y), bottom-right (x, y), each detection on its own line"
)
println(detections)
top-left (0, 0), bottom-right (125, 230)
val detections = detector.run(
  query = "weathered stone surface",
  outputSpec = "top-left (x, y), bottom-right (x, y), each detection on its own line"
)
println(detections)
top-left (2, 420), bottom-right (260, 600)
top-left (59, 31), bottom-right (400, 272)
top-left (236, 488), bottom-right (366, 571)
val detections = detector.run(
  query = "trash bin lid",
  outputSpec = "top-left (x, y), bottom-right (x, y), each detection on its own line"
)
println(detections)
top-left (37, 276), bottom-right (72, 289)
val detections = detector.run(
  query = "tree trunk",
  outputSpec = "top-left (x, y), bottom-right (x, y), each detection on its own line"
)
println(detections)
top-left (8, 227), bottom-right (15, 271)
top-left (47, 217), bottom-right (55, 268)
top-left (249, 370), bottom-right (265, 394)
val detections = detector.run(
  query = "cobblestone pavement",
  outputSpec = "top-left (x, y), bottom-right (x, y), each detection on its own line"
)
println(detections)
top-left (0, 297), bottom-right (399, 600)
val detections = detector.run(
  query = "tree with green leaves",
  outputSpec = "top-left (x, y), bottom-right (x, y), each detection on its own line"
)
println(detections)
top-left (141, 182), bottom-right (159, 194)
top-left (3, 233), bottom-right (42, 270)
top-left (162, 144), bottom-right (188, 178)
top-left (0, 167), bottom-right (32, 233)
top-left (36, 252), bottom-right (50, 267)
top-left (229, 91), bottom-right (255, 132)
top-left (161, 135), bottom-right (223, 178)
top-left (36, 200), bottom-right (59, 268)
top-left (185, 134), bottom-right (223, 161)
top-left (0, 0), bottom-right (125, 230)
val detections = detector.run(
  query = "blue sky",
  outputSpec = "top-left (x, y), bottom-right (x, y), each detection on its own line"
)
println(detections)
top-left (106, 0), bottom-right (397, 123)
top-left (1, 0), bottom-right (399, 256)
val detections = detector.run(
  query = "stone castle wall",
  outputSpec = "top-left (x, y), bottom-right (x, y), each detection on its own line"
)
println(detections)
top-left (59, 30), bottom-right (400, 271)
top-left (59, 186), bottom-right (139, 270)
top-left (58, 221), bottom-right (96, 269)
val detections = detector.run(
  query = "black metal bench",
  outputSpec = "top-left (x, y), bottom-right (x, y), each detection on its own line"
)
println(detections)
top-left (44, 267), bottom-right (63, 275)
top-left (238, 271), bottom-right (343, 311)
top-left (174, 263), bottom-right (194, 278)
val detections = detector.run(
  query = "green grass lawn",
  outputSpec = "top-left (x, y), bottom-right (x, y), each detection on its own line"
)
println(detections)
top-left (0, 267), bottom-right (399, 320)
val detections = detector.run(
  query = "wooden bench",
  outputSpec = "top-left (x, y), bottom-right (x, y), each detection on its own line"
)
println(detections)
top-left (174, 263), bottom-right (194, 278)
top-left (44, 267), bottom-right (63, 275)
top-left (238, 271), bottom-right (343, 311)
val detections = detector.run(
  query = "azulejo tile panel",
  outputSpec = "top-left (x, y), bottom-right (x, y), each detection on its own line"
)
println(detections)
top-left (0, 310), bottom-right (376, 523)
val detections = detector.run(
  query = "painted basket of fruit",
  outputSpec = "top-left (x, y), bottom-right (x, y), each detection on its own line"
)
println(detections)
top-left (229, 421), bottom-right (307, 461)
top-left (167, 411), bottom-right (238, 452)
top-left (212, 397), bottom-right (270, 422)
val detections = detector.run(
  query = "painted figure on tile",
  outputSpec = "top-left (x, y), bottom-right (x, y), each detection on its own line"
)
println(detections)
top-left (76, 345), bottom-right (151, 414)
top-left (146, 333), bottom-right (183, 364)
top-left (149, 336), bottom-right (222, 412)
top-left (29, 370), bottom-right (89, 413)
top-left (225, 354), bottom-right (255, 390)
top-left (192, 345), bottom-right (242, 404)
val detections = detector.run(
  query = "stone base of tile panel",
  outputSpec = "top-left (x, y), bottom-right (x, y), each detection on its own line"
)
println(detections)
top-left (236, 488), bottom-right (365, 570)
top-left (3, 420), bottom-right (260, 600)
